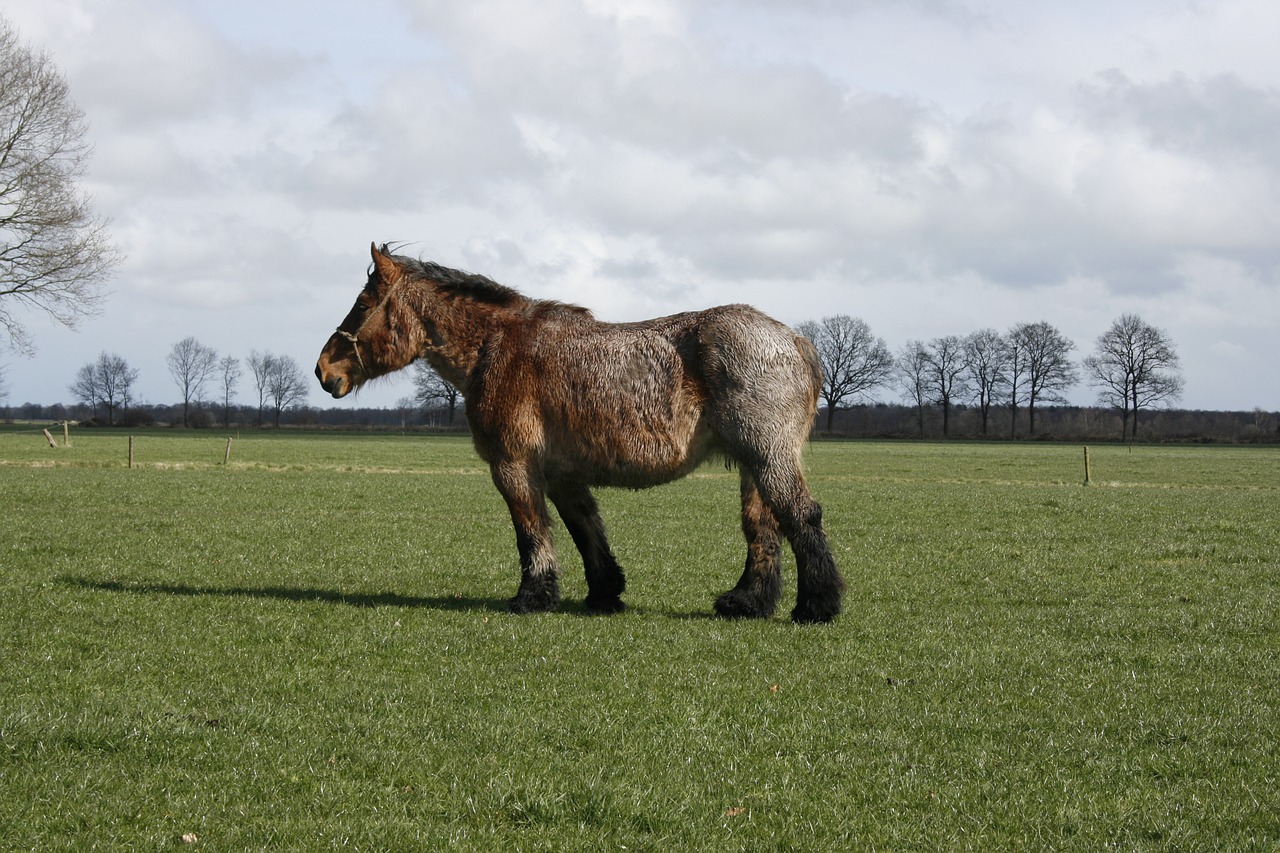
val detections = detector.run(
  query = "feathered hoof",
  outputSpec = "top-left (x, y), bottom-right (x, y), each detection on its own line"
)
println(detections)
top-left (585, 596), bottom-right (627, 615)
top-left (790, 597), bottom-right (840, 624)
top-left (507, 588), bottom-right (560, 614)
top-left (713, 589), bottom-right (776, 620)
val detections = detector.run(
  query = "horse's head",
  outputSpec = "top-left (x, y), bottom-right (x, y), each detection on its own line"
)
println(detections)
top-left (315, 243), bottom-right (423, 398)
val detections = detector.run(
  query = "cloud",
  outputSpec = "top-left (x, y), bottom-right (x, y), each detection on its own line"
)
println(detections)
top-left (1070, 70), bottom-right (1280, 281)
top-left (69, 1), bottom-right (311, 127)
top-left (245, 78), bottom-right (534, 211)
top-left (383, 0), bottom-right (1280, 303)
top-left (1078, 69), bottom-right (1280, 165)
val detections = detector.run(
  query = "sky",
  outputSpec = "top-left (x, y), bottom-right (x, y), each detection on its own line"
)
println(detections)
top-left (1, 0), bottom-right (1277, 413)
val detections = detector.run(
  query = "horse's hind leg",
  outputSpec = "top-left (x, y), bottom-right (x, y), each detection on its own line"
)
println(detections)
top-left (751, 458), bottom-right (844, 624)
top-left (548, 481), bottom-right (627, 614)
top-left (714, 471), bottom-right (783, 619)
top-left (491, 460), bottom-right (561, 614)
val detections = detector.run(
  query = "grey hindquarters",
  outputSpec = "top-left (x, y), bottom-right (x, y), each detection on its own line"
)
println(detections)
top-left (694, 305), bottom-right (845, 623)
top-left (691, 304), bottom-right (822, 463)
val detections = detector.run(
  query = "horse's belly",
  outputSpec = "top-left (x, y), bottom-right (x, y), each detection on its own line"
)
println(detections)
top-left (545, 399), bottom-right (714, 488)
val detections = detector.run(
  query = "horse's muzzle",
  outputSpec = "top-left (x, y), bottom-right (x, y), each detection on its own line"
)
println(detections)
top-left (315, 362), bottom-right (350, 398)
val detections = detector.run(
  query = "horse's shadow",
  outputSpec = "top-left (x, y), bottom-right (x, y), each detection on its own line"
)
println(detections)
top-left (60, 576), bottom-right (716, 620)
top-left (62, 576), bottom-right (508, 614)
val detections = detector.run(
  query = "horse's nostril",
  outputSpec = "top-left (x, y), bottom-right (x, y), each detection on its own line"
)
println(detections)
top-left (315, 365), bottom-right (339, 397)
top-left (316, 372), bottom-right (347, 398)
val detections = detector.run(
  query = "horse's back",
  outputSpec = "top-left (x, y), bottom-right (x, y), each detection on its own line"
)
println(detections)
top-left (592, 302), bottom-right (820, 428)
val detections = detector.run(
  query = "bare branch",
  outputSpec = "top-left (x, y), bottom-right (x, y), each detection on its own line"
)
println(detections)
top-left (412, 360), bottom-right (463, 426)
top-left (1085, 313), bottom-right (1183, 440)
top-left (0, 16), bottom-right (120, 354)
top-left (68, 351), bottom-right (137, 425)
top-left (167, 337), bottom-right (219, 427)
top-left (798, 315), bottom-right (893, 431)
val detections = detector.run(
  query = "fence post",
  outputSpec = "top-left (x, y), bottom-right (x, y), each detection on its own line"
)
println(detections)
top-left (1083, 445), bottom-right (1091, 485)
top-left (224, 436), bottom-right (233, 466)
top-left (42, 428), bottom-right (57, 448)
top-left (62, 421), bottom-right (70, 447)
top-left (128, 435), bottom-right (134, 469)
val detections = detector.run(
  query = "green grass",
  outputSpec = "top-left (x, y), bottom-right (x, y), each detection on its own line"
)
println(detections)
top-left (2, 431), bottom-right (1279, 849)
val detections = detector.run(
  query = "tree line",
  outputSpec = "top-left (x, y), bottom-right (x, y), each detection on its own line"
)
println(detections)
top-left (66, 339), bottom-right (309, 428)
top-left (23, 338), bottom-right (460, 430)
top-left (800, 312), bottom-right (1187, 442)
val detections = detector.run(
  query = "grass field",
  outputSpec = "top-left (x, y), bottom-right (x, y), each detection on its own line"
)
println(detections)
top-left (2, 427), bottom-right (1278, 850)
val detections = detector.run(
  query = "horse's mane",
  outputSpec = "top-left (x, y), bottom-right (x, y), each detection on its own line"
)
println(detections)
top-left (380, 246), bottom-right (523, 307)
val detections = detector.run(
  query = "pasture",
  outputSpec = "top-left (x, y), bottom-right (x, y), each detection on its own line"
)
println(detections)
top-left (1, 429), bottom-right (1278, 850)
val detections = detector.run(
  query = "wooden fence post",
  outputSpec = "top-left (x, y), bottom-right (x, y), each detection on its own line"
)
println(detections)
top-left (1083, 445), bottom-right (1092, 485)
top-left (128, 435), bottom-right (134, 469)
top-left (42, 428), bottom-right (57, 448)
top-left (224, 436), bottom-right (233, 466)
top-left (62, 421), bottom-right (70, 447)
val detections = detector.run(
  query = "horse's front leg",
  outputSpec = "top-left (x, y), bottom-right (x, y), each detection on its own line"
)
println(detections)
top-left (548, 480), bottom-right (626, 615)
top-left (491, 460), bottom-right (561, 614)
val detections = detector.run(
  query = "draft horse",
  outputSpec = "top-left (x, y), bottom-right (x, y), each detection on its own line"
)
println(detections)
top-left (315, 244), bottom-right (844, 623)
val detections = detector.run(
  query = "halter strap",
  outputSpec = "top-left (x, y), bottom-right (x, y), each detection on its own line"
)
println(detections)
top-left (335, 328), bottom-right (366, 372)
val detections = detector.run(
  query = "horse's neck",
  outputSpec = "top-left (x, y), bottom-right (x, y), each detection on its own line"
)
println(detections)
top-left (418, 289), bottom-right (526, 387)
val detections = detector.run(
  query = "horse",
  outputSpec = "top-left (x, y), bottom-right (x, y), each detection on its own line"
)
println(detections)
top-left (315, 243), bottom-right (844, 623)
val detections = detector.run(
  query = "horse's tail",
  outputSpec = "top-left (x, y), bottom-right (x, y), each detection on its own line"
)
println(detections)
top-left (794, 334), bottom-right (823, 416)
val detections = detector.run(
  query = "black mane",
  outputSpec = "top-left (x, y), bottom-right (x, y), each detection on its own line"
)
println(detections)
top-left (380, 247), bottom-right (522, 307)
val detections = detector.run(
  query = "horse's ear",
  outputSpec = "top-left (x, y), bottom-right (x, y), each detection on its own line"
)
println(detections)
top-left (370, 242), bottom-right (400, 286)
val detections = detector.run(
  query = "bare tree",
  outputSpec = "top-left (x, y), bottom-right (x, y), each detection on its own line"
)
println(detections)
top-left (923, 335), bottom-right (970, 438)
top-left (963, 329), bottom-right (1006, 436)
top-left (0, 17), bottom-right (120, 354)
top-left (247, 350), bottom-right (270, 426)
top-left (69, 363), bottom-right (96, 418)
top-left (217, 355), bottom-right (241, 428)
top-left (1001, 332), bottom-right (1029, 439)
top-left (264, 353), bottom-right (307, 427)
top-left (0, 360), bottom-right (9, 421)
top-left (395, 396), bottom-right (416, 431)
top-left (896, 339), bottom-right (930, 438)
top-left (1010, 321), bottom-right (1078, 436)
top-left (797, 315), bottom-right (893, 432)
top-left (166, 336), bottom-right (217, 427)
top-left (1250, 408), bottom-right (1276, 442)
top-left (1084, 313), bottom-right (1183, 441)
top-left (68, 351), bottom-right (137, 425)
top-left (412, 360), bottom-right (462, 426)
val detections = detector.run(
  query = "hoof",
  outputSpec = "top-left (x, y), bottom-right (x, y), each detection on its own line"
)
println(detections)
top-left (790, 598), bottom-right (839, 624)
top-left (585, 596), bottom-right (627, 615)
top-left (714, 589), bottom-right (776, 620)
top-left (507, 589), bottom-right (560, 614)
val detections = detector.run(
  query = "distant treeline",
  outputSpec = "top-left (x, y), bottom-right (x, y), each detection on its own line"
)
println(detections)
top-left (5, 400), bottom-right (1277, 444)
top-left (818, 403), bottom-right (1278, 444)
top-left (3, 401), bottom-right (464, 432)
